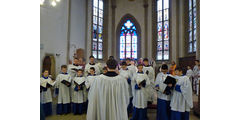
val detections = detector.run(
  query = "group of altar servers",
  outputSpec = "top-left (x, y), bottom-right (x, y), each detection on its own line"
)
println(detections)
top-left (40, 55), bottom-right (199, 120)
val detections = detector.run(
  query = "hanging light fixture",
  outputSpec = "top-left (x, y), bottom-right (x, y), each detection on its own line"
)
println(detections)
top-left (51, 0), bottom-right (57, 7)
top-left (40, 0), bottom-right (60, 7)
top-left (40, 0), bottom-right (45, 5)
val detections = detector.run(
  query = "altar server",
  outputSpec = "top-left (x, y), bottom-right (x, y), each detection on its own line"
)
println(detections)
top-left (155, 64), bottom-right (174, 120)
top-left (55, 65), bottom-right (72, 115)
top-left (126, 58), bottom-right (137, 78)
top-left (170, 67), bottom-right (193, 120)
top-left (85, 67), bottom-right (97, 91)
top-left (193, 60), bottom-right (200, 94)
top-left (131, 64), bottom-right (150, 120)
top-left (40, 69), bottom-right (56, 116)
top-left (87, 59), bottom-right (129, 120)
top-left (119, 61), bottom-right (133, 114)
top-left (84, 56), bottom-right (100, 76)
top-left (72, 69), bottom-right (86, 115)
top-left (68, 58), bottom-right (81, 100)
top-left (142, 58), bottom-right (155, 104)
top-left (186, 66), bottom-right (194, 87)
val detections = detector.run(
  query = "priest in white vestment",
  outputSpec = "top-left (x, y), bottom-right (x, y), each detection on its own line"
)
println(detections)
top-left (87, 59), bottom-right (129, 120)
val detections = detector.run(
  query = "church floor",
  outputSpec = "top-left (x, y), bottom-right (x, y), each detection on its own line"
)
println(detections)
top-left (46, 94), bottom-right (200, 120)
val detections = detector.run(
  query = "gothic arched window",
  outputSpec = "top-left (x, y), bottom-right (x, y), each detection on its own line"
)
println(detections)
top-left (120, 20), bottom-right (138, 60)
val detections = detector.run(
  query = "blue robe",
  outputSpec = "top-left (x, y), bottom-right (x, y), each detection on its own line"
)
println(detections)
top-left (131, 107), bottom-right (148, 120)
top-left (157, 98), bottom-right (171, 120)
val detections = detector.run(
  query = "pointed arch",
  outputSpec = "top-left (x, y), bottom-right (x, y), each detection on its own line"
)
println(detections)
top-left (116, 14), bottom-right (141, 60)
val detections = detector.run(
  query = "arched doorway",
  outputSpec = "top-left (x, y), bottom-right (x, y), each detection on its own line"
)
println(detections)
top-left (116, 14), bottom-right (141, 60)
top-left (42, 55), bottom-right (56, 79)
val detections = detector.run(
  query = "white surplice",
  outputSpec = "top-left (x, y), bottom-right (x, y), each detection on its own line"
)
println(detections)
top-left (132, 73), bottom-right (150, 108)
top-left (87, 74), bottom-right (129, 120)
top-left (170, 75), bottom-right (193, 112)
top-left (55, 73), bottom-right (72, 104)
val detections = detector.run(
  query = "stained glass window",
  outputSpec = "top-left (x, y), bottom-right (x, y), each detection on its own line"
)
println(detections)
top-left (92, 0), bottom-right (104, 59)
top-left (188, 0), bottom-right (197, 53)
top-left (120, 20), bottom-right (138, 60)
top-left (157, 0), bottom-right (169, 60)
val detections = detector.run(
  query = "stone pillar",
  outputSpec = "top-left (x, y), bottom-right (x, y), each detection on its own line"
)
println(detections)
top-left (196, 0), bottom-right (200, 60)
top-left (144, 1), bottom-right (148, 58)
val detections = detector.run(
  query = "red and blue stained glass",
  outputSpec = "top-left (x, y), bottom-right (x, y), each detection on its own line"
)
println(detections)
top-left (120, 20), bottom-right (138, 60)
top-left (157, 0), bottom-right (169, 60)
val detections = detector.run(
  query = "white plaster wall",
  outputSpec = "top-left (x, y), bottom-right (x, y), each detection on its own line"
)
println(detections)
top-left (69, 0), bottom-right (87, 61)
top-left (40, 0), bottom-right (69, 74)
top-left (40, 0), bottom-right (86, 73)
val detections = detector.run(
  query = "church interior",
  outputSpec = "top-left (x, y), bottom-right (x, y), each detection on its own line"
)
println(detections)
top-left (40, 0), bottom-right (200, 119)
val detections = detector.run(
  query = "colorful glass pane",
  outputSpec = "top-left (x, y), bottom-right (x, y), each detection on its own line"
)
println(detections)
top-left (193, 17), bottom-right (196, 29)
top-left (93, 7), bottom-right (98, 16)
top-left (193, 0), bottom-right (196, 7)
top-left (189, 31), bottom-right (192, 42)
top-left (132, 43), bottom-right (137, 52)
top-left (193, 8), bottom-right (196, 17)
top-left (164, 30), bottom-right (169, 40)
top-left (99, 38), bottom-right (102, 42)
top-left (164, 21), bottom-right (168, 31)
top-left (93, 16), bottom-right (97, 24)
top-left (120, 44), bottom-right (125, 52)
top-left (164, 9), bottom-right (168, 20)
top-left (93, 24), bottom-right (97, 31)
top-left (98, 18), bottom-right (103, 26)
top-left (93, 42), bottom-right (97, 50)
top-left (99, 33), bottom-right (102, 40)
top-left (93, 0), bottom-right (98, 7)
top-left (157, 51), bottom-right (163, 60)
top-left (189, 10), bottom-right (192, 21)
top-left (126, 33), bottom-right (131, 43)
top-left (126, 43), bottom-right (131, 51)
top-left (189, 0), bottom-right (192, 10)
top-left (157, 0), bottom-right (162, 11)
top-left (164, 0), bottom-right (169, 9)
top-left (124, 20), bottom-right (133, 29)
top-left (98, 51), bottom-right (102, 59)
top-left (158, 11), bottom-right (162, 22)
top-left (189, 43), bottom-right (192, 52)
top-left (164, 41), bottom-right (169, 50)
top-left (193, 29), bottom-right (196, 40)
top-left (120, 50), bottom-right (125, 59)
top-left (132, 51), bottom-right (137, 59)
top-left (157, 42), bottom-right (162, 51)
top-left (98, 42), bottom-right (102, 50)
top-left (126, 51), bottom-right (131, 58)
top-left (164, 51), bottom-right (169, 60)
top-left (98, 26), bottom-right (102, 33)
top-left (99, 10), bottom-right (103, 18)
top-left (132, 26), bottom-right (136, 30)
top-left (158, 30), bottom-right (163, 41)
top-left (92, 51), bottom-right (97, 58)
top-left (132, 35), bottom-right (137, 43)
top-left (158, 23), bottom-right (162, 32)
top-left (93, 33), bottom-right (97, 41)
top-left (193, 41), bottom-right (196, 52)
top-left (120, 35), bottom-right (125, 44)
top-left (99, 0), bottom-right (103, 10)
